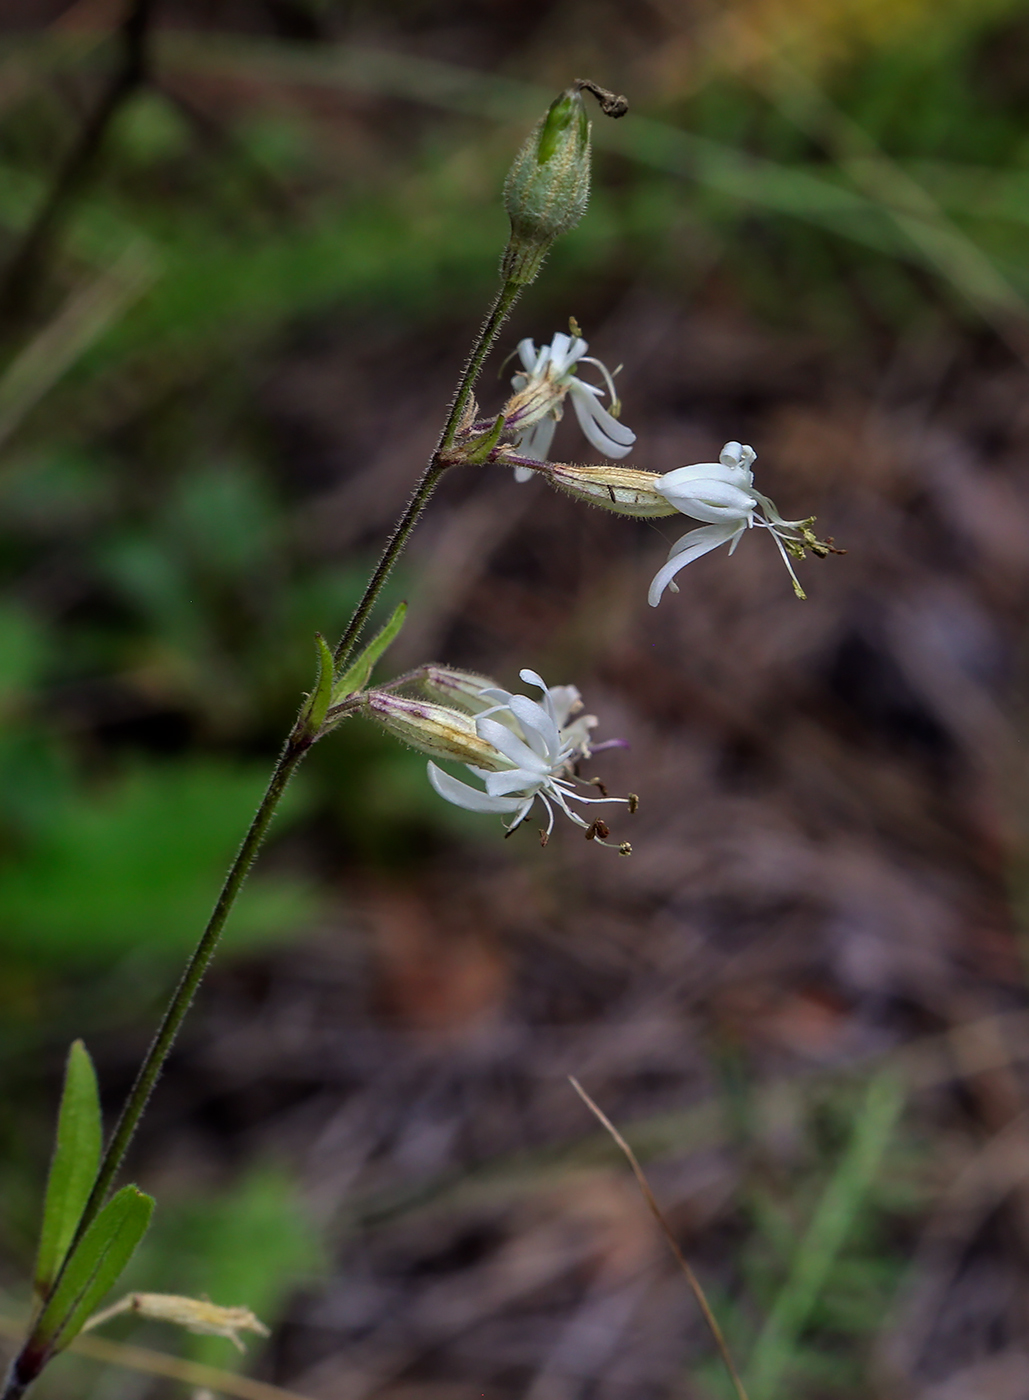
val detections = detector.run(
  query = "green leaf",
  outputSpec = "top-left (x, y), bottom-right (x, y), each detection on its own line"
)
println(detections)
top-left (298, 632), bottom-right (335, 736)
top-left (34, 1041), bottom-right (102, 1297)
top-left (32, 1185), bottom-right (154, 1355)
top-left (332, 601), bottom-right (407, 703)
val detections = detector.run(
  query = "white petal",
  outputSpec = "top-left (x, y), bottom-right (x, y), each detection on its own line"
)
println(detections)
top-left (561, 335), bottom-right (589, 372)
top-left (548, 331), bottom-right (575, 370)
top-left (666, 517), bottom-right (743, 560)
top-left (648, 523), bottom-right (743, 606)
top-left (657, 461), bottom-right (745, 491)
top-left (517, 416), bottom-right (557, 464)
top-left (568, 393), bottom-right (629, 459)
top-left (569, 381), bottom-right (636, 445)
top-left (427, 762), bottom-right (524, 813)
top-left (514, 465), bottom-right (535, 483)
top-left (568, 382), bottom-right (636, 457)
top-left (516, 338), bottom-right (537, 371)
top-left (720, 441), bottom-right (756, 471)
top-left (518, 668), bottom-right (549, 691)
top-left (656, 476), bottom-right (755, 525)
top-left (545, 684), bottom-right (582, 729)
top-left (484, 767), bottom-right (540, 796)
top-left (517, 670), bottom-right (561, 730)
top-left (477, 716), bottom-right (551, 773)
top-left (507, 694), bottom-right (562, 758)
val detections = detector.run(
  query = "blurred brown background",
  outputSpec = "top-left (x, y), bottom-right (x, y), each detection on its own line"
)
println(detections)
top-left (5, 2), bottom-right (1029, 1398)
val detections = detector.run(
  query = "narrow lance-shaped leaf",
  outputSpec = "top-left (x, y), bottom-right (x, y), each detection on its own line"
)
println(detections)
top-left (34, 1040), bottom-right (102, 1297)
top-left (31, 1185), bottom-right (154, 1356)
top-left (332, 600), bottom-right (407, 703)
top-left (297, 632), bottom-right (335, 736)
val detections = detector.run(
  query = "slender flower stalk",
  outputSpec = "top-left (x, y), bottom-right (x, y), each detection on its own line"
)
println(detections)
top-left (73, 281), bottom-right (524, 1238)
top-left (333, 278), bottom-right (521, 670)
top-left (2, 255), bottom-right (529, 1400)
top-left (12, 63), bottom-right (628, 1384)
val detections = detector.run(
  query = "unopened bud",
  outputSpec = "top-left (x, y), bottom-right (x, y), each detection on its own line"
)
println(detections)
top-left (532, 460), bottom-right (677, 518)
top-left (502, 81), bottom-right (627, 286)
top-left (362, 692), bottom-right (507, 769)
top-left (417, 664), bottom-right (498, 713)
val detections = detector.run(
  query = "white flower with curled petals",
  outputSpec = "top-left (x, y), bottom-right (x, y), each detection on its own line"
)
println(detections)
top-left (425, 669), bottom-right (632, 849)
top-left (648, 441), bottom-right (832, 606)
top-left (507, 331), bottom-right (635, 482)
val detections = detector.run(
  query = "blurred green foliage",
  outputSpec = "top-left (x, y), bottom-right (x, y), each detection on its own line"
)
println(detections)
top-left (0, 757), bottom-right (313, 963)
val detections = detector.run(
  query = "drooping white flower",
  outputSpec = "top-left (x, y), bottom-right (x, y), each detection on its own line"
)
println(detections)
top-left (425, 668), bottom-right (632, 849)
top-left (507, 331), bottom-right (636, 482)
top-left (648, 441), bottom-right (830, 606)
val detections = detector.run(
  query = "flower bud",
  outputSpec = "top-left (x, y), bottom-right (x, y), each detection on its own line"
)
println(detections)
top-left (416, 665), bottom-right (499, 713)
top-left (362, 692), bottom-right (508, 769)
top-left (531, 460), bottom-right (678, 518)
top-left (501, 81), bottom-right (627, 285)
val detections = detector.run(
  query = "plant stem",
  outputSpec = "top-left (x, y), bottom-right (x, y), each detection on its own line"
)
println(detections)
top-left (70, 740), bottom-right (305, 1251)
top-left (3, 271), bottom-right (526, 1400)
top-left (332, 277), bottom-right (520, 669)
top-left (78, 274), bottom-right (518, 1228)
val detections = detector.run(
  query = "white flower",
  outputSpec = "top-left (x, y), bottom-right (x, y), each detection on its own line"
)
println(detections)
top-left (648, 441), bottom-right (827, 606)
top-left (508, 331), bottom-right (636, 482)
top-left (426, 668), bottom-right (632, 848)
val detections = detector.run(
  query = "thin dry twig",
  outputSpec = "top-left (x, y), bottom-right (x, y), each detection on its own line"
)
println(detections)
top-left (568, 1077), bottom-right (750, 1400)
top-left (0, 0), bottom-right (156, 328)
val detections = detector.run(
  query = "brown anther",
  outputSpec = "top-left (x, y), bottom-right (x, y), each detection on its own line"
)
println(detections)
top-left (585, 818), bottom-right (610, 841)
top-left (574, 79), bottom-right (629, 118)
top-left (628, 792), bottom-right (639, 815)
top-left (618, 842), bottom-right (632, 857)
top-left (587, 776), bottom-right (609, 797)
top-left (539, 829), bottom-right (550, 848)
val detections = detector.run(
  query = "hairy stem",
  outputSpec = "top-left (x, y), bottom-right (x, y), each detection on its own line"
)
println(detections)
top-left (3, 274), bottom-right (522, 1400)
top-left (332, 276), bottom-right (519, 668)
top-left (73, 740), bottom-right (304, 1249)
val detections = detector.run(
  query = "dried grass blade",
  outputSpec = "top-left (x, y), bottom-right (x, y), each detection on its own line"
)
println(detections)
top-left (568, 1076), bottom-right (749, 1400)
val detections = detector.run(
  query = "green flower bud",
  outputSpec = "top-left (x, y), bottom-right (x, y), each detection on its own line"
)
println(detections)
top-left (501, 80), bottom-right (627, 286)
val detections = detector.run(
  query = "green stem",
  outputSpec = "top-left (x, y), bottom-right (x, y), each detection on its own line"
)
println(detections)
top-left (83, 274), bottom-right (519, 1222)
top-left (69, 739), bottom-right (305, 1253)
top-left (333, 277), bottom-right (521, 669)
top-left (442, 279), bottom-right (521, 450)
top-left (6, 272), bottom-right (524, 1400)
